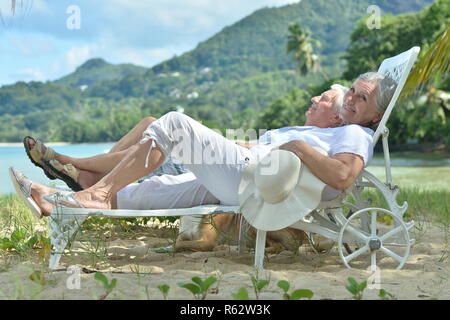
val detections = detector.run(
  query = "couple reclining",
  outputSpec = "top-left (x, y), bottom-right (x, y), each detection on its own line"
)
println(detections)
top-left (11, 72), bottom-right (397, 252)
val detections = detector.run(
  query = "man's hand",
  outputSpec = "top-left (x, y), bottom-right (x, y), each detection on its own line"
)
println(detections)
top-left (277, 140), bottom-right (364, 191)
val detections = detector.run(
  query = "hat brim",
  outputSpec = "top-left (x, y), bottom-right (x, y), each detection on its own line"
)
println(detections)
top-left (239, 160), bottom-right (325, 231)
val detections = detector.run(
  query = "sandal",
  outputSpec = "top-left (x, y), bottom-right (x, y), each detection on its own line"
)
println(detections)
top-left (9, 167), bottom-right (43, 219)
top-left (44, 192), bottom-right (85, 209)
top-left (23, 136), bottom-right (57, 180)
top-left (42, 159), bottom-right (83, 192)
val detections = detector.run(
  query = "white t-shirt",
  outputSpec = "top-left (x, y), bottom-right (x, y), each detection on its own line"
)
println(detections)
top-left (249, 124), bottom-right (375, 201)
top-left (251, 124), bottom-right (374, 166)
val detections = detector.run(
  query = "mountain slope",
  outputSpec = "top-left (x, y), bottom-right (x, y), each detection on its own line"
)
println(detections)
top-left (152, 0), bottom-right (434, 78)
top-left (56, 58), bottom-right (148, 87)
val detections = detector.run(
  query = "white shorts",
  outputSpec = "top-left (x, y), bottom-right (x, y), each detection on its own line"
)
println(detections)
top-left (117, 172), bottom-right (220, 210)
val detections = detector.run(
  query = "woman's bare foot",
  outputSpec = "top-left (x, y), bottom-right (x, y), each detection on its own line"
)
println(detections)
top-left (30, 182), bottom-right (68, 216)
top-left (58, 188), bottom-right (113, 210)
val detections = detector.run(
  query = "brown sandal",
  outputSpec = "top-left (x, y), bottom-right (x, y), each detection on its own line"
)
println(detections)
top-left (42, 159), bottom-right (83, 192)
top-left (23, 136), bottom-right (57, 180)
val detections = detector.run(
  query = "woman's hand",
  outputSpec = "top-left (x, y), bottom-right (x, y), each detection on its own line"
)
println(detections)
top-left (235, 141), bottom-right (255, 149)
top-left (274, 140), bottom-right (364, 191)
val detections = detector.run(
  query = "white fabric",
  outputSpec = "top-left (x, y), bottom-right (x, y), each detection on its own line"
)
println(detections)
top-left (140, 112), bottom-right (254, 205)
top-left (117, 172), bottom-right (220, 210)
top-left (239, 150), bottom-right (326, 231)
top-left (253, 124), bottom-right (374, 166)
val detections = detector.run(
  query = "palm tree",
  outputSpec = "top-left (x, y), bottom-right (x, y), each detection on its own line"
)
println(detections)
top-left (402, 27), bottom-right (450, 99)
top-left (286, 23), bottom-right (329, 80)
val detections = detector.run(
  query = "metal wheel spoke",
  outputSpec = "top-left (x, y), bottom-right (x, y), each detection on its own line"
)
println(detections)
top-left (380, 225), bottom-right (403, 242)
top-left (371, 211), bottom-right (377, 237)
top-left (345, 225), bottom-right (369, 242)
top-left (345, 245), bottom-right (369, 263)
top-left (380, 246), bottom-right (404, 263)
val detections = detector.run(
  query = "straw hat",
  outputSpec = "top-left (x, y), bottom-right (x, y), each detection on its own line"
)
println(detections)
top-left (238, 149), bottom-right (326, 231)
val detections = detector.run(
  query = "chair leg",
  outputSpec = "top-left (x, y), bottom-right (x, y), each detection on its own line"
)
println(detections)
top-left (48, 212), bottom-right (87, 270)
top-left (254, 229), bottom-right (266, 269)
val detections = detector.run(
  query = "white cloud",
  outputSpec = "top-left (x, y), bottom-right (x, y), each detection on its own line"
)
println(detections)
top-left (108, 45), bottom-right (193, 67)
top-left (64, 45), bottom-right (92, 71)
top-left (14, 68), bottom-right (45, 81)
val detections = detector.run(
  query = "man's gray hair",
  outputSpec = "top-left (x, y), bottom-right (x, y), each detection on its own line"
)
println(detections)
top-left (356, 72), bottom-right (397, 113)
top-left (330, 84), bottom-right (349, 113)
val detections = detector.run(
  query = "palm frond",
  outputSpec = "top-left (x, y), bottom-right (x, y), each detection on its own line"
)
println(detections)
top-left (402, 27), bottom-right (450, 98)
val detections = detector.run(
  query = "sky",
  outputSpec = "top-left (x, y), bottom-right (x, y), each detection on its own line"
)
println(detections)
top-left (0, 0), bottom-right (300, 86)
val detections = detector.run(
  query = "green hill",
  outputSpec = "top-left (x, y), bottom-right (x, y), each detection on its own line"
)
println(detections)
top-left (56, 58), bottom-right (148, 87)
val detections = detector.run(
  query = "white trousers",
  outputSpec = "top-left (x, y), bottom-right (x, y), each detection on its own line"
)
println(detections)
top-left (116, 172), bottom-right (220, 210)
top-left (138, 112), bottom-right (258, 205)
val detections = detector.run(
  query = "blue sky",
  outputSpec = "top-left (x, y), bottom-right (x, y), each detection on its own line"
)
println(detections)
top-left (0, 0), bottom-right (299, 86)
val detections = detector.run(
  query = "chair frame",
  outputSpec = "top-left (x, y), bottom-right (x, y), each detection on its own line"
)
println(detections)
top-left (48, 47), bottom-right (421, 271)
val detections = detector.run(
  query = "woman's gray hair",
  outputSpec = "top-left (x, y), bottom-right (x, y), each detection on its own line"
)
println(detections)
top-left (356, 72), bottom-right (397, 113)
top-left (330, 84), bottom-right (349, 113)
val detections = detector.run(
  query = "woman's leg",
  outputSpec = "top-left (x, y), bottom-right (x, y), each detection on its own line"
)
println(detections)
top-left (60, 138), bottom-right (166, 209)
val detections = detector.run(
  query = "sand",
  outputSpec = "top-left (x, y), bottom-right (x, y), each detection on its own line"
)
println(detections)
top-left (0, 222), bottom-right (448, 300)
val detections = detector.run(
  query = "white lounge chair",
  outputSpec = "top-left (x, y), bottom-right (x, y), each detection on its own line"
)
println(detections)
top-left (47, 46), bottom-right (421, 271)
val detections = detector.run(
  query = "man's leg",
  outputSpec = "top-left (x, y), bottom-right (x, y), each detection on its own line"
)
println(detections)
top-left (108, 117), bottom-right (157, 154)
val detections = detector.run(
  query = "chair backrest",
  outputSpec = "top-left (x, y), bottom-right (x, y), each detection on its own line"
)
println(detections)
top-left (373, 46), bottom-right (421, 145)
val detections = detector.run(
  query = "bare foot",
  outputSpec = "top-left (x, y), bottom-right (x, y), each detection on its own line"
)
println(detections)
top-left (30, 182), bottom-right (69, 216)
top-left (62, 188), bottom-right (113, 210)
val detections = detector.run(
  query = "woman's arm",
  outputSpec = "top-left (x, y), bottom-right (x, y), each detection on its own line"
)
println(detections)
top-left (278, 140), bottom-right (364, 190)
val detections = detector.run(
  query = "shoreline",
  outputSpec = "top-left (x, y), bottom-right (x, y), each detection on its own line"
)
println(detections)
top-left (0, 142), bottom-right (114, 147)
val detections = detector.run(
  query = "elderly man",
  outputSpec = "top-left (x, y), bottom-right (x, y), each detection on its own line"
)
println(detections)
top-left (18, 84), bottom-right (349, 216)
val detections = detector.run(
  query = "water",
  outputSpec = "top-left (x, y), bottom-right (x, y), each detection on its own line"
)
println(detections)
top-left (0, 144), bottom-right (449, 194)
top-left (0, 143), bottom-right (114, 194)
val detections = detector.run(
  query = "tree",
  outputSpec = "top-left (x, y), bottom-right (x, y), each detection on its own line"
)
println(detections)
top-left (286, 23), bottom-right (329, 80)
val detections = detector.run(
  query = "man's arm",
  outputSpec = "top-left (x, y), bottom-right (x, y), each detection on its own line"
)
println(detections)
top-left (278, 140), bottom-right (364, 190)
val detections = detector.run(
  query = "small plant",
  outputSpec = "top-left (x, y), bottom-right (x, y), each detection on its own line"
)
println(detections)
top-left (0, 228), bottom-right (49, 256)
top-left (29, 270), bottom-right (47, 286)
top-left (345, 277), bottom-right (367, 300)
top-left (232, 287), bottom-right (250, 300)
top-left (178, 276), bottom-right (217, 300)
top-left (94, 272), bottom-right (117, 300)
top-left (277, 280), bottom-right (314, 300)
top-left (378, 288), bottom-right (397, 300)
top-left (249, 270), bottom-right (270, 300)
top-left (158, 284), bottom-right (170, 300)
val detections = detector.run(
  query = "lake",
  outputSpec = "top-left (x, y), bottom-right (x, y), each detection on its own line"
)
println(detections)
top-left (0, 144), bottom-right (449, 194)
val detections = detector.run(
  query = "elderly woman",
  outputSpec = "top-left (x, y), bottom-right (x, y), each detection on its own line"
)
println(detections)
top-left (13, 72), bottom-right (396, 217)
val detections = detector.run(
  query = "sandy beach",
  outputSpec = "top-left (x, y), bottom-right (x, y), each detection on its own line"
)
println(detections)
top-left (0, 220), bottom-right (448, 300)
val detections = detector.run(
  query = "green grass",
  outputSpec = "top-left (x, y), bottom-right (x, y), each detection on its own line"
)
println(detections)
top-left (0, 166), bottom-right (448, 263)
top-left (366, 166), bottom-right (450, 190)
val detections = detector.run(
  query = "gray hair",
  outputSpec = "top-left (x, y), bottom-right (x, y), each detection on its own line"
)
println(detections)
top-left (356, 72), bottom-right (397, 113)
top-left (330, 84), bottom-right (349, 113)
